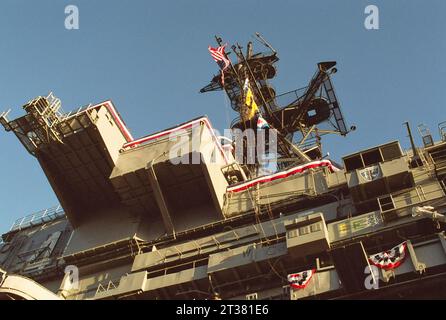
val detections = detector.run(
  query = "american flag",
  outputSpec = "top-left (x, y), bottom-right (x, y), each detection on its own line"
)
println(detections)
top-left (208, 44), bottom-right (231, 85)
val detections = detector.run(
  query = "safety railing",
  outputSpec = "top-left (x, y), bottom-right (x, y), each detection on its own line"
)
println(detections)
top-left (9, 205), bottom-right (65, 232)
top-left (379, 183), bottom-right (445, 217)
top-left (270, 86), bottom-right (307, 110)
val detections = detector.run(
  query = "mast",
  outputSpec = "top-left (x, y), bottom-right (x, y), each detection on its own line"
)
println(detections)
top-left (201, 34), bottom-right (351, 171)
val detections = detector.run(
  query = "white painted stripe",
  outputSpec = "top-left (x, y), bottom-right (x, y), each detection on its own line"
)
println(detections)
top-left (227, 159), bottom-right (341, 193)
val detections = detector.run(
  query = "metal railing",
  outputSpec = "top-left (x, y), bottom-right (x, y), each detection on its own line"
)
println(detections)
top-left (439, 121), bottom-right (446, 142)
top-left (61, 103), bottom-right (93, 122)
top-left (272, 86), bottom-right (307, 109)
top-left (379, 183), bottom-right (445, 217)
top-left (9, 205), bottom-right (65, 232)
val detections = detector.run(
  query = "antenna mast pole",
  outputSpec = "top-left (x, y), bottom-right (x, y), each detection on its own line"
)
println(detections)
top-left (255, 32), bottom-right (277, 54)
top-left (404, 121), bottom-right (421, 167)
top-left (234, 43), bottom-right (273, 119)
top-left (234, 43), bottom-right (310, 162)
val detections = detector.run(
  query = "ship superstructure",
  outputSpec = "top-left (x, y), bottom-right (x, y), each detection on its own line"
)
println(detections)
top-left (0, 37), bottom-right (446, 300)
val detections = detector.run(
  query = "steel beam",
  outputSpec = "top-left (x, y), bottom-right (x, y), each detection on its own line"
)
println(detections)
top-left (147, 161), bottom-right (175, 235)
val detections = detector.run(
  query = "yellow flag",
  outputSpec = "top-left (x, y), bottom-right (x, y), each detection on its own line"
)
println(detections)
top-left (242, 79), bottom-right (258, 120)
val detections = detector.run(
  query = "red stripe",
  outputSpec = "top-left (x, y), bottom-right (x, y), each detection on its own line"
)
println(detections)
top-left (122, 117), bottom-right (229, 165)
top-left (227, 160), bottom-right (339, 193)
top-left (289, 269), bottom-right (316, 290)
top-left (208, 44), bottom-right (230, 66)
top-left (210, 52), bottom-right (225, 61)
top-left (101, 101), bottom-right (133, 142)
top-left (368, 258), bottom-right (405, 271)
top-left (368, 242), bottom-right (407, 270)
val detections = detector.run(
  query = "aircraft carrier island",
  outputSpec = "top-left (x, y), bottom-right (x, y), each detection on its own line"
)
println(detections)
top-left (0, 37), bottom-right (445, 300)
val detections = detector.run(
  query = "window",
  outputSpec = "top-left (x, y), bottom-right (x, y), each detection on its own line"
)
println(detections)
top-left (246, 293), bottom-right (258, 300)
top-left (381, 143), bottom-right (402, 161)
top-left (362, 149), bottom-right (383, 166)
top-left (344, 142), bottom-right (403, 172)
top-left (287, 229), bottom-right (298, 239)
top-left (288, 222), bottom-right (323, 239)
top-left (299, 226), bottom-right (311, 236)
top-left (310, 222), bottom-right (322, 233)
top-left (344, 154), bottom-right (364, 172)
top-left (377, 195), bottom-right (395, 212)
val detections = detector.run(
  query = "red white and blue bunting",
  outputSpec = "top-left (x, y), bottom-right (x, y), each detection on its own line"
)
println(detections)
top-left (287, 269), bottom-right (316, 290)
top-left (227, 160), bottom-right (340, 193)
top-left (368, 241), bottom-right (408, 270)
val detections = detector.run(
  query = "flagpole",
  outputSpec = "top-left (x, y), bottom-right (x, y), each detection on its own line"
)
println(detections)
top-left (214, 36), bottom-right (243, 90)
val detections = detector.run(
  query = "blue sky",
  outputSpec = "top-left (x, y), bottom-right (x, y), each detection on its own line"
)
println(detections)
top-left (0, 0), bottom-right (445, 233)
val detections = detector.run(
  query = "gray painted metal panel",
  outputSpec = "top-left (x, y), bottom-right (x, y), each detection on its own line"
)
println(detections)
top-left (208, 242), bottom-right (287, 274)
top-left (285, 213), bottom-right (330, 257)
top-left (144, 265), bottom-right (208, 292)
top-left (290, 269), bottom-right (340, 300)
